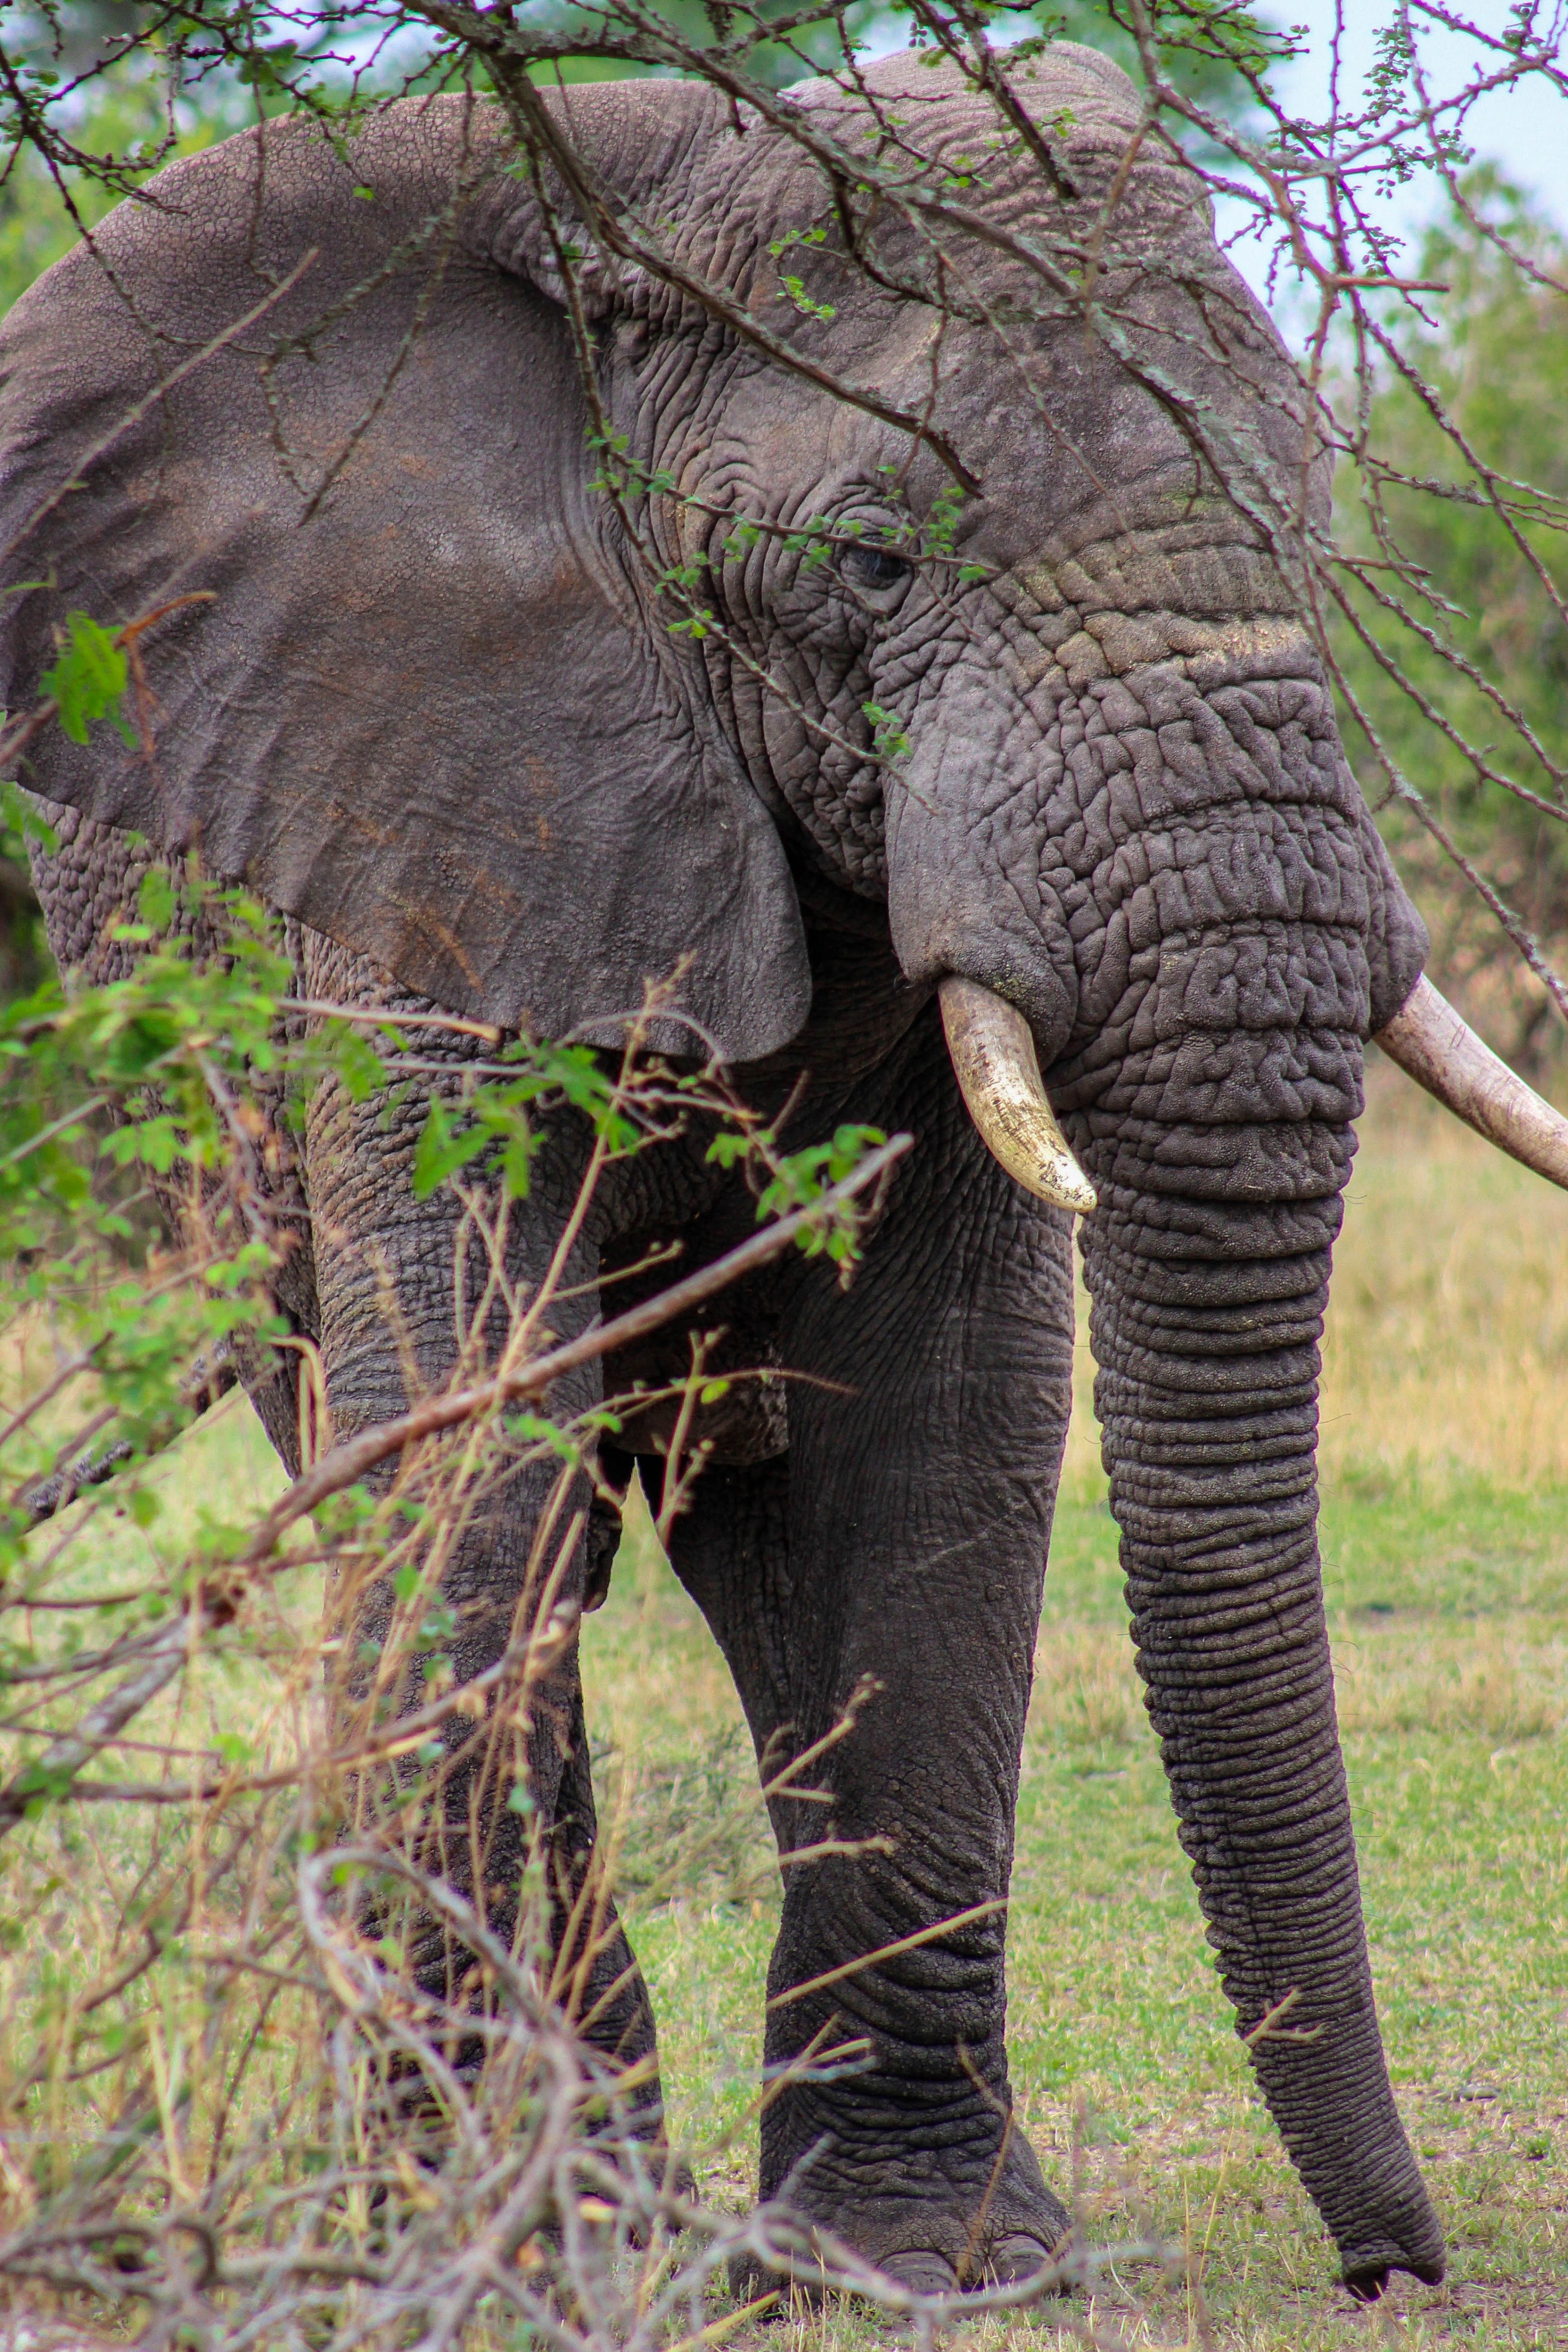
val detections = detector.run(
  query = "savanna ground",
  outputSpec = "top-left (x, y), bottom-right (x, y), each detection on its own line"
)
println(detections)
top-left (5, 1064), bottom-right (1565, 2349)
top-left (582, 1065), bottom-right (1568, 2350)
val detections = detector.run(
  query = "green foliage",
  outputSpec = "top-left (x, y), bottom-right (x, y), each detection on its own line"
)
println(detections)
top-left (0, 52), bottom-right (231, 318)
top-left (1331, 170), bottom-right (1568, 1065)
top-left (707, 1117), bottom-right (887, 1261)
top-left (38, 609), bottom-right (135, 746)
top-left (0, 786), bottom-right (53, 1000)
top-left (0, 800), bottom-right (895, 1620)
top-left (0, 875), bottom-right (309, 1596)
top-left (408, 1041), bottom-right (643, 1200)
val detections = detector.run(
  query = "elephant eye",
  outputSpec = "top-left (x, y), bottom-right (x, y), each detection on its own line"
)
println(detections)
top-left (839, 544), bottom-right (910, 594)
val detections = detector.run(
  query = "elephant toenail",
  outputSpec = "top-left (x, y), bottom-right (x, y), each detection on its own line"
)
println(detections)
top-left (878, 2249), bottom-right (960, 2296)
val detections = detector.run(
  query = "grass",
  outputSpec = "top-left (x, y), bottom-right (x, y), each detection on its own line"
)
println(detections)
top-left (3, 1067), bottom-right (1565, 2345)
top-left (578, 1068), bottom-right (1568, 2348)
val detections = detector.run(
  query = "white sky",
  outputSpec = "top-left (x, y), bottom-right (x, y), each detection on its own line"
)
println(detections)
top-left (1263, 1), bottom-right (1567, 224)
top-left (1219, 3), bottom-right (1567, 305)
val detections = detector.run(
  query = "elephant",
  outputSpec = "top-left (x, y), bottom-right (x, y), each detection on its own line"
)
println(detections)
top-left (2, 33), bottom-right (1565, 2304)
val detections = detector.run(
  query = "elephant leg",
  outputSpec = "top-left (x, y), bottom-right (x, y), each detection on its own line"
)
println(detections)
top-left (662, 1455), bottom-right (795, 1771)
top-left (585, 1443), bottom-right (638, 1617)
top-left (670, 1013), bottom-right (1078, 2289)
top-left (299, 937), bottom-right (659, 2103)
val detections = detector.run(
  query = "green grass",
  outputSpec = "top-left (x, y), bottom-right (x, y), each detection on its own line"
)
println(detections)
top-left (580, 1471), bottom-right (1568, 2348)
top-left (579, 1075), bottom-right (1568, 2348)
top-left (4, 1073), bottom-right (1565, 2344)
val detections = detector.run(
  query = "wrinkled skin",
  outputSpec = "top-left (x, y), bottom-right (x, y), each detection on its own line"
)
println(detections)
top-left (0, 41), bottom-right (1446, 2299)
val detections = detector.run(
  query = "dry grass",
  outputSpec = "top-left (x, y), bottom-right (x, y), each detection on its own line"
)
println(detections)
top-left (1319, 1058), bottom-right (1568, 1493)
top-left (3, 1066), bottom-right (1566, 2346)
top-left (1330, 1614), bottom-right (1568, 1742)
top-left (582, 1064), bottom-right (1568, 2349)
top-left (1054, 1050), bottom-right (1568, 1503)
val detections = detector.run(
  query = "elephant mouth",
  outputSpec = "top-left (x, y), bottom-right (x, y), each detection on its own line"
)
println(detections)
top-left (941, 969), bottom-right (1568, 1209)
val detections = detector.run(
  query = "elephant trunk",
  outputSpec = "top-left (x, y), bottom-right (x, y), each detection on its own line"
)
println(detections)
top-left (888, 561), bottom-right (1450, 2285)
top-left (1073, 1110), bottom-right (1445, 2294)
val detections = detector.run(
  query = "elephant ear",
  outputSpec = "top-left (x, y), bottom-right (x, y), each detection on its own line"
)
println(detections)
top-left (0, 89), bottom-right (810, 1060)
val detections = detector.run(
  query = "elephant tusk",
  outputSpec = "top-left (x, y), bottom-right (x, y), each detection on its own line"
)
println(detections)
top-left (1374, 974), bottom-right (1568, 1192)
top-left (939, 976), bottom-right (1097, 1215)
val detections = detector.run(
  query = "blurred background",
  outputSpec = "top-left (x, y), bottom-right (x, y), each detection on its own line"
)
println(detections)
top-left (0, 11), bottom-right (1562, 2335)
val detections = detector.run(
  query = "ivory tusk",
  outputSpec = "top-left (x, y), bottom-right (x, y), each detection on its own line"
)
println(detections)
top-left (939, 976), bottom-right (1097, 1215)
top-left (1374, 973), bottom-right (1568, 1192)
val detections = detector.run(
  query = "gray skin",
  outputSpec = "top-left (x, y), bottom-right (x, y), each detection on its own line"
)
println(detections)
top-left (0, 42), bottom-right (1445, 2299)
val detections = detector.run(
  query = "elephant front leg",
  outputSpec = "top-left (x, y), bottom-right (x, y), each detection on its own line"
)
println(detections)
top-left (758, 1360), bottom-right (1072, 2284)
top-left (670, 1016), bottom-right (1078, 2290)
top-left (300, 943), bottom-right (659, 2109)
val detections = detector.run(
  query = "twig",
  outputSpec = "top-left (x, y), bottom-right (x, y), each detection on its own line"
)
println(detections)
top-left (238, 1134), bottom-right (911, 1568)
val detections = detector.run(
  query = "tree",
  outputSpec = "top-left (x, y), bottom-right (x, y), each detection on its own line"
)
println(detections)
top-left (0, 3), bottom-right (1564, 2335)
top-left (1333, 170), bottom-right (1568, 1071)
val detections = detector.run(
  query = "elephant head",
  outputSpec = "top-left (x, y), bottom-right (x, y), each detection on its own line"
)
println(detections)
top-left (2, 36), bottom-right (1564, 2298)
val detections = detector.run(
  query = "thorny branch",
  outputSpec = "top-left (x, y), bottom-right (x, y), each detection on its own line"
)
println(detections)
top-left (0, 0), bottom-right (1564, 2342)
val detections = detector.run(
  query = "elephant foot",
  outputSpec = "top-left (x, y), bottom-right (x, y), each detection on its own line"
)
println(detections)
top-left (731, 2082), bottom-right (1073, 2307)
top-left (986, 2229), bottom-right (1073, 2287)
top-left (881, 2230), bottom-right (1069, 2293)
top-left (727, 2191), bottom-right (1073, 2308)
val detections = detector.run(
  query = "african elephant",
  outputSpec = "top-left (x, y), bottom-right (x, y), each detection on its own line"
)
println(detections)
top-left (3, 35), bottom-right (1564, 2304)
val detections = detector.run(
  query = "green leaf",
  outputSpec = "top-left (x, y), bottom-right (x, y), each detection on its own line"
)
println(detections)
top-left (705, 1132), bottom-right (752, 1171)
top-left (411, 1095), bottom-right (490, 1199)
top-left (137, 869), bottom-right (176, 928)
top-left (331, 1030), bottom-right (388, 1104)
top-left (41, 612), bottom-right (134, 749)
top-left (0, 779), bottom-right (57, 852)
top-left (499, 1128), bottom-right (535, 1200)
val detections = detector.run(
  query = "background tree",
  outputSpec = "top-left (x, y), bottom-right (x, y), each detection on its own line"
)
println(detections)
top-left (1334, 169), bottom-right (1568, 1074)
top-left (0, 2), bottom-right (1563, 2339)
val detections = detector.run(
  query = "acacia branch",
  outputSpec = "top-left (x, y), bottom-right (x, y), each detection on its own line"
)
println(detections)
top-left (0, 1612), bottom-right (194, 1836)
top-left (0, 1136), bottom-right (910, 1840)
top-left (239, 1132), bottom-right (911, 1567)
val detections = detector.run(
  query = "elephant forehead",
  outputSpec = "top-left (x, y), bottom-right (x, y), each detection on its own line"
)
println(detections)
top-left (680, 127), bottom-right (1236, 523)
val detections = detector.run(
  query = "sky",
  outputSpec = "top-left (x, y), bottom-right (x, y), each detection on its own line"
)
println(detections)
top-left (1256, 0), bottom-right (1568, 237)
top-left (1146, 1), bottom-right (1568, 315)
